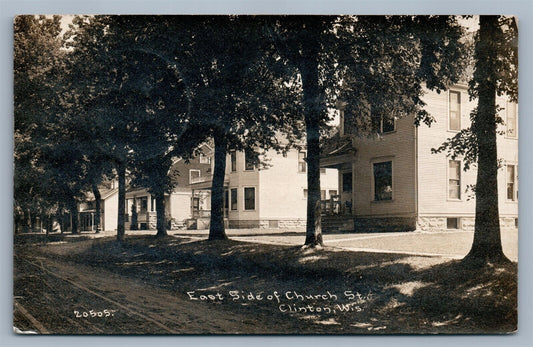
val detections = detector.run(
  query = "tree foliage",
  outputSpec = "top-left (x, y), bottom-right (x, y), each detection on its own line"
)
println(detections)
top-left (14, 15), bottom-right (70, 233)
top-left (267, 15), bottom-right (467, 246)
top-left (131, 16), bottom-right (304, 240)
top-left (431, 16), bottom-right (517, 265)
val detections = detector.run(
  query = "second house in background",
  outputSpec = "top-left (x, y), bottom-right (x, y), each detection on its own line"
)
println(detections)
top-left (190, 149), bottom-right (339, 229)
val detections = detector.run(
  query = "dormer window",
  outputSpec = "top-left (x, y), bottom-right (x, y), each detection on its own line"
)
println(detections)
top-left (199, 154), bottom-right (211, 164)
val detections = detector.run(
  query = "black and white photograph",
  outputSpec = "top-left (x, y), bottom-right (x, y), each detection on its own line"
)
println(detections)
top-left (12, 14), bottom-right (519, 335)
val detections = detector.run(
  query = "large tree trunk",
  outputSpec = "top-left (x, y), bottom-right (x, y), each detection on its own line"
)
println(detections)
top-left (155, 191), bottom-right (167, 237)
top-left (301, 22), bottom-right (323, 247)
top-left (208, 130), bottom-right (228, 240)
top-left (464, 15), bottom-right (509, 264)
top-left (92, 183), bottom-right (101, 233)
top-left (117, 161), bottom-right (126, 242)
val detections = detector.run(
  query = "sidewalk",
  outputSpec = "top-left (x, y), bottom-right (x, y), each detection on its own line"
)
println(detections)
top-left (39, 226), bottom-right (518, 262)
top-left (173, 228), bottom-right (518, 262)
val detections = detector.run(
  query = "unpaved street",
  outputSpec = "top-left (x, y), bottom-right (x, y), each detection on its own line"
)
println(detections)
top-left (14, 244), bottom-right (308, 334)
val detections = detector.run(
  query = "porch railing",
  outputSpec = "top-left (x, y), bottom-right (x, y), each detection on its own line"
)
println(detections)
top-left (321, 195), bottom-right (352, 215)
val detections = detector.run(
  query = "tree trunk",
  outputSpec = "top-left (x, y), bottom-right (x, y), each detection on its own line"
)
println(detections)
top-left (208, 131), bottom-right (228, 240)
top-left (92, 182), bottom-right (101, 233)
top-left (130, 203), bottom-right (138, 230)
top-left (117, 161), bottom-right (126, 242)
top-left (23, 209), bottom-right (31, 233)
top-left (464, 15), bottom-right (509, 264)
top-left (46, 214), bottom-right (52, 236)
top-left (301, 22), bottom-right (323, 247)
top-left (155, 192), bottom-right (167, 237)
top-left (70, 198), bottom-right (79, 234)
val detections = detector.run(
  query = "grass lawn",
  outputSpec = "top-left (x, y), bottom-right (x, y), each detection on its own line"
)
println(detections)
top-left (16, 233), bottom-right (518, 334)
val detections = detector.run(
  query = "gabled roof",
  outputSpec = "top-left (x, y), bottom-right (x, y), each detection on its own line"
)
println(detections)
top-left (84, 187), bottom-right (118, 202)
top-left (100, 188), bottom-right (118, 200)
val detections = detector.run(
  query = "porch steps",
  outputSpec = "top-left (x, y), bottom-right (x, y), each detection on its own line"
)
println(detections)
top-left (321, 215), bottom-right (355, 232)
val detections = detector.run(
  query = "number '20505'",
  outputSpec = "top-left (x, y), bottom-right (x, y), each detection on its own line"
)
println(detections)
top-left (74, 309), bottom-right (116, 318)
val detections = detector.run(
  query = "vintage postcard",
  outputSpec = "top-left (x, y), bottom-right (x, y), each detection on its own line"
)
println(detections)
top-left (13, 15), bottom-right (518, 334)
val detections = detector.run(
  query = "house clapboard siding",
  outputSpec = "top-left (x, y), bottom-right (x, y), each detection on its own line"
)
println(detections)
top-left (321, 84), bottom-right (518, 233)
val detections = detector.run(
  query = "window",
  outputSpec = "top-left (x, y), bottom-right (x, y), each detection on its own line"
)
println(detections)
top-left (449, 91), bottom-right (461, 131)
top-left (298, 151), bottom-right (307, 173)
top-left (320, 168), bottom-right (326, 174)
top-left (244, 151), bottom-right (255, 171)
top-left (448, 160), bottom-right (461, 199)
top-left (373, 161), bottom-right (392, 201)
top-left (244, 187), bottom-right (255, 210)
top-left (230, 188), bottom-right (237, 210)
top-left (329, 190), bottom-right (338, 198)
top-left (507, 165), bottom-right (516, 201)
top-left (342, 172), bottom-right (352, 192)
top-left (151, 196), bottom-right (155, 212)
top-left (303, 189), bottom-right (308, 199)
top-left (447, 217), bottom-right (460, 229)
top-left (189, 169), bottom-right (201, 184)
top-left (506, 102), bottom-right (517, 138)
top-left (199, 154), bottom-right (211, 164)
top-left (381, 116), bottom-right (395, 133)
top-left (230, 151), bottom-right (236, 172)
top-left (372, 113), bottom-right (395, 134)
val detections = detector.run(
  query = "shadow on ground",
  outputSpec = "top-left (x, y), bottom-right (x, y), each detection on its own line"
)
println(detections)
top-left (15, 234), bottom-right (517, 334)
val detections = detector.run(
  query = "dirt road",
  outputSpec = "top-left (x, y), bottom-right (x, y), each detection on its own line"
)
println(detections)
top-left (13, 246), bottom-right (307, 334)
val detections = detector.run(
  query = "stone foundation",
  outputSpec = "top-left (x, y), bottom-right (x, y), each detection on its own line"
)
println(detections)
top-left (228, 219), bottom-right (306, 229)
top-left (354, 217), bottom-right (417, 233)
top-left (416, 216), bottom-right (517, 232)
top-left (500, 217), bottom-right (518, 231)
top-left (277, 219), bottom-right (306, 228)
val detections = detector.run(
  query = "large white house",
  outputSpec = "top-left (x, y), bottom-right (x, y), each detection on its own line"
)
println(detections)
top-left (190, 149), bottom-right (339, 229)
top-left (321, 84), bottom-right (518, 232)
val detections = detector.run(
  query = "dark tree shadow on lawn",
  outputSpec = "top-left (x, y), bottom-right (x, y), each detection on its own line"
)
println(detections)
top-left (23, 235), bottom-right (517, 334)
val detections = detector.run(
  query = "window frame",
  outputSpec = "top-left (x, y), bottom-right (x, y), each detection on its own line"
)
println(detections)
top-left (506, 164), bottom-right (517, 201)
top-left (244, 151), bottom-right (255, 171)
top-left (298, 151), bottom-right (307, 173)
top-left (189, 169), bottom-right (201, 184)
top-left (199, 154), bottom-right (211, 164)
top-left (243, 187), bottom-right (256, 211)
top-left (446, 217), bottom-right (461, 230)
top-left (372, 160), bottom-right (393, 202)
top-left (448, 160), bottom-right (462, 200)
top-left (230, 151), bottom-right (237, 172)
top-left (380, 115), bottom-right (396, 134)
top-left (448, 90), bottom-right (462, 132)
top-left (230, 188), bottom-right (238, 211)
